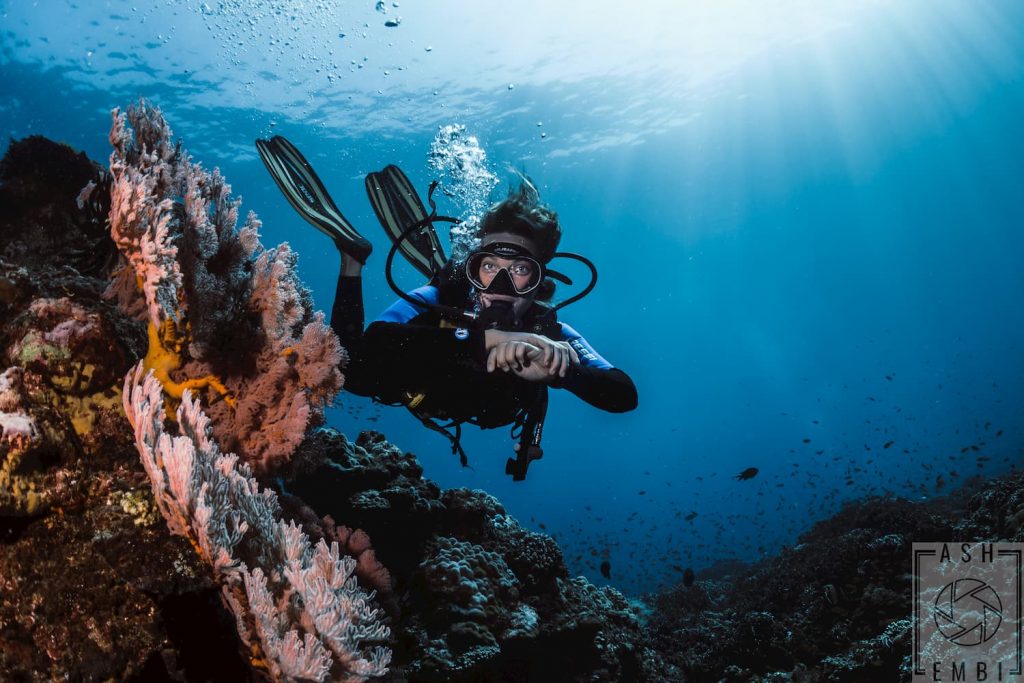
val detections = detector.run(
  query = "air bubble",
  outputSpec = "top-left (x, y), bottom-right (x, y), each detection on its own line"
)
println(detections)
top-left (428, 125), bottom-right (499, 259)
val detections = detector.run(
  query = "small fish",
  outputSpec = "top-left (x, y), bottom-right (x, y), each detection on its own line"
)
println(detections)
top-left (883, 441), bottom-right (894, 449)
top-left (734, 467), bottom-right (759, 481)
top-left (684, 511), bottom-right (698, 522)
top-left (599, 560), bottom-right (611, 579)
top-left (683, 568), bottom-right (695, 587)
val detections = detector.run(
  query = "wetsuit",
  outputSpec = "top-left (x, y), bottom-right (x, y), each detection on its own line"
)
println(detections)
top-left (331, 276), bottom-right (637, 429)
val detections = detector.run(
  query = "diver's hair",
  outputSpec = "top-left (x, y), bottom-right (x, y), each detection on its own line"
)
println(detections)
top-left (477, 175), bottom-right (561, 264)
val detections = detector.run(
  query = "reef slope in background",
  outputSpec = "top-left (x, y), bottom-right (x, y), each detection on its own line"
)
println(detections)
top-left (1, 136), bottom-right (1022, 682)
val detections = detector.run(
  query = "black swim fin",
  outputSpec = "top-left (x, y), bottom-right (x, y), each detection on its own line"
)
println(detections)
top-left (365, 164), bottom-right (447, 280)
top-left (255, 135), bottom-right (372, 264)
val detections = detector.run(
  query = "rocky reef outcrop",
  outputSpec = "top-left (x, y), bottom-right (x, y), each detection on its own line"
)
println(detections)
top-left (641, 474), bottom-right (1023, 681)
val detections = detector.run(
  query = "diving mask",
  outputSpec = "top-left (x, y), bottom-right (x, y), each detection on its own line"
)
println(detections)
top-left (465, 242), bottom-right (543, 296)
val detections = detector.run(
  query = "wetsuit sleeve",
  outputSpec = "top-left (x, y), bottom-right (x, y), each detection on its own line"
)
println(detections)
top-left (553, 322), bottom-right (638, 413)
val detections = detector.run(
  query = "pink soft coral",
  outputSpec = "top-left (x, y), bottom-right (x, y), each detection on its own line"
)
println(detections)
top-left (104, 100), bottom-right (343, 475)
top-left (123, 365), bottom-right (391, 681)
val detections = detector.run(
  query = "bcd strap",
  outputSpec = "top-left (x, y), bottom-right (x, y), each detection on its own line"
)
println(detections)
top-left (416, 415), bottom-right (469, 468)
top-left (506, 387), bottom-right (548, 481)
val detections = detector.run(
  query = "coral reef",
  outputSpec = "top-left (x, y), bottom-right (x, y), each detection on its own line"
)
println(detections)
top-left (0, 130), bottom-right (652, 682)
top-left (105, 100), bottom-right (342, 475)
top-left (0, 136), bottom-right (118, 279)
top-left (639, 478), bottom-right (1008, 681)
top-left (122, 365), bottom-right (391, 681)
top-left (4, 121), bottom-right (1021, 682)
top-left (0, 254), bottom-right (140, 520)
top-left (285, 430), bottom-right (651, 681)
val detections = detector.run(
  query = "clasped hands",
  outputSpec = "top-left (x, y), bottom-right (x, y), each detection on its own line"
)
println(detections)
top-left (483, 329), bottom-right (579, 382)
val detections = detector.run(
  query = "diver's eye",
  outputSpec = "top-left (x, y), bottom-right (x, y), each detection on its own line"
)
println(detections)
top-left (480, 261), bottom-right (498, 273)
top-left (510, 262), bottom-right (533, 277)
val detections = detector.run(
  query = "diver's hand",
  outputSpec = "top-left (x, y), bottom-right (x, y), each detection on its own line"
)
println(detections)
top-left (488, 343), bottom-right (553, 383)
top-left (484, 330), bottom-right (579, 376)
top-left (486, 341), bottom-right (542, 374)
top-left (510, 348), bottom-right (557, 382)
top-left (486, 341), bottom-right (578, 382)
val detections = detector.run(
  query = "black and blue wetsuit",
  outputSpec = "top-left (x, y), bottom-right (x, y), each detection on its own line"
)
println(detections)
top-left (331, 275), bottom-right (637, 432)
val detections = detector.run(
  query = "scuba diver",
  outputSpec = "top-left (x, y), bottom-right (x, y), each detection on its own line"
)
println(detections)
top-left (256, 135), bottom-right (637, 480)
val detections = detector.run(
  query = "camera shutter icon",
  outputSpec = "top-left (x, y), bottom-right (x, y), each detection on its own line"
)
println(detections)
top-left (934, 578), bottom-right (1003, 646)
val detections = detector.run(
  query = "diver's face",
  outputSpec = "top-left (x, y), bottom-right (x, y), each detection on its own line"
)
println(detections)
top-left (477, 255), bottom-right (537, 293)
top-left (477, 256), bottom-right (537, 318)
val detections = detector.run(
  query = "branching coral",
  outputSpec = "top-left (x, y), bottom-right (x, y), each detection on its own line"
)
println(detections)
top-left (122, 364), bottom-right (390, 682)
top-left (105, 100), bottom-right (343, 474)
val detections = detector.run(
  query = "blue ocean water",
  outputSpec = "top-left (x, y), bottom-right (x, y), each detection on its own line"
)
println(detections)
top-left (2, 0), bottom-right (1023, 596)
